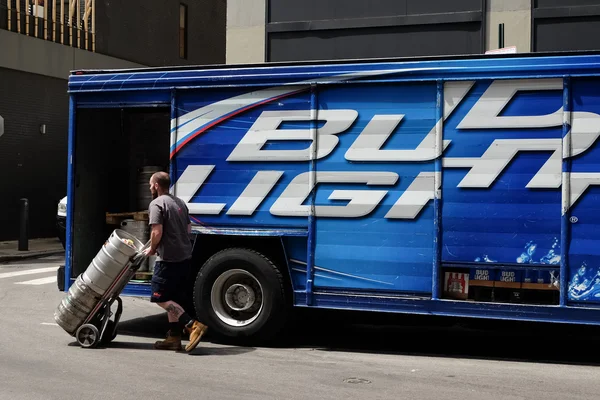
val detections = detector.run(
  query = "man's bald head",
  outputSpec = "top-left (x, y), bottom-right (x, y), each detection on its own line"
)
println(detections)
top-left (150, 171), bottom-right (170, 191)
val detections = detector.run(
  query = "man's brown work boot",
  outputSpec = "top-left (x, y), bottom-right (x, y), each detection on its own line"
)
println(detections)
top-left (184, 321), bottom-right (208, 352)
top-left (154, 331), bottom-right (183, 351)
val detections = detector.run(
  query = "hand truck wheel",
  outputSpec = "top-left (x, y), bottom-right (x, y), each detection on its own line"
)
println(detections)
top-left (76, 324), bottom-right (100, 348)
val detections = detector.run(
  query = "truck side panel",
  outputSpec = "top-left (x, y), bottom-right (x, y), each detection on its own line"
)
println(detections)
top-left (442, 78), bottom-right (563, 266)
top-left (169, 77), bottom-right (600, 304)
top-left (568, 78), bottom-right (600, 304)
top-left (171, 86), bottom-right (312, 230)
top-left (313, 82), bottom-right (437, 294)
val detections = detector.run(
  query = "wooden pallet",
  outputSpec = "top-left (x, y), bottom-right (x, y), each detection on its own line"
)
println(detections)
top-left (106, 211), bottom-right (149, 225)
top-left (133, 271), bottom-right (153, 281)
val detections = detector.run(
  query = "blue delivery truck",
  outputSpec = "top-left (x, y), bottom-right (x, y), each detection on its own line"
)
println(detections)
top-left (60, 52), bottom-right (600, 341)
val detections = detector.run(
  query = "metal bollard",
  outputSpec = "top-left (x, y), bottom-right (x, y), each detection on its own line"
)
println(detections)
top-left (19, 198), bottom-right (29, 251)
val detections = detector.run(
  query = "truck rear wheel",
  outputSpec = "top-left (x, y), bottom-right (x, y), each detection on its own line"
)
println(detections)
top-left (193, 248), bottom-right (288, 342)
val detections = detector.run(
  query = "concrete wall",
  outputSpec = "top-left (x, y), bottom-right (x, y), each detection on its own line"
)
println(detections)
top-left (0, 29), bottom-right (144, 81)
top-left (268, 23), bottom-right (484, 62)
top-left (227, 0), bottom-right (486, 63)
top-left (0, 67), bottom-right (69, 241)
top-left (0, 28), bottom-right (142, 241)
top-left (486, 0), bottom-right (531, 53)
top-left (227, 1), bottom-right (536, 61)
top-left (95, 0), bottom-right (226, 67)
top-left (1, 0), bottom-right (226, 69)
top-left (266, 0), bottom-right (484, 62)
top-left (226, 0), bottom-right (266, 64)
top-left (533, 0), bottom-right (600, 52)
top-left (226, 0), bottom-right (538, 61)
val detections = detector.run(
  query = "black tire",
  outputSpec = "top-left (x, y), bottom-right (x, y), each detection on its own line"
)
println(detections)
top-left (76, 324), bottom-right (100, 348)
top-left (193, 248), bottom-right (288, 343)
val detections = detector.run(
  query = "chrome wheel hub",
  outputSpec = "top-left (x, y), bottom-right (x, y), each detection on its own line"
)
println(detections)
top-left (211, 269), bottom-right (264, 327)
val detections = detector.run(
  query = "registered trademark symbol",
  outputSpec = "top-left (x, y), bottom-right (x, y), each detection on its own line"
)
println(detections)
top-left (570, 216), bottom-right (579, 223)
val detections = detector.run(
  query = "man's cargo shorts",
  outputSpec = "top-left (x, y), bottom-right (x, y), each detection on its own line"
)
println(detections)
top-left (150, 258), bottom-right (191, 303)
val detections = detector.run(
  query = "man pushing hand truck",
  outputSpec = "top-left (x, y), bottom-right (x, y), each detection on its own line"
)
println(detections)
top-left (55, 171), bottom-right (208, 351)
top-left (145, 171), bottom-right (208, 352)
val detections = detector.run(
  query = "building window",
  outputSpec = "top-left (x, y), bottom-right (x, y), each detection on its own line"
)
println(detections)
top-left (179, 3), bottom-right (188, 59)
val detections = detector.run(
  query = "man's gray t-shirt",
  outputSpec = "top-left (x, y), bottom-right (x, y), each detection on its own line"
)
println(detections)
top-left (148, 194), bottom-right (192, 262)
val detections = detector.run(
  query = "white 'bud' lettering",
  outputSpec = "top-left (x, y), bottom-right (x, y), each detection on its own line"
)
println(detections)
top-left (226, 110), bottom-right (358, 162)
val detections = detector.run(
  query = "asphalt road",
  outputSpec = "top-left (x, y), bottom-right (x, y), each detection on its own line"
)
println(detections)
top-left (1, 255), bottom-right (599, 400)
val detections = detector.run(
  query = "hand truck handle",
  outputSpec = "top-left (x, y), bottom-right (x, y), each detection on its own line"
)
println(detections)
top-left (140, 239), bottom-right (151, 252)
top-left (131, 240), bottom-right (152, 264)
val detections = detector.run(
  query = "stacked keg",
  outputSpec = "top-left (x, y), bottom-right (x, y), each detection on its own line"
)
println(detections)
top-left (137, 166), bottom-right (161, 211)
top-left (120, 219), bottom-right (150, 272)
top-left (135, 165), bottom-right (161, 273)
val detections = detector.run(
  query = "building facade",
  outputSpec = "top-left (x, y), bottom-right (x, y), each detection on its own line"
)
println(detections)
top-left (0, 0), bottom-right (226, 241)
top-left (227, 0), bottom-right (600, 64)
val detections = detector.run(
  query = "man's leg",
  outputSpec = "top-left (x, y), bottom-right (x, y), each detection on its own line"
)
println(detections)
top-left (160, 301), bottom-right (183, 337)
top-left (151, 262), bottom-right (185, 350)
top-left (173, 258), bottom-right (208, 352)
top-left (157, 300), bottom-right (192, 332)
top-left (151, 260), bottom-right (207, 352)
top-left (157, 300), bottom-right (208, 352)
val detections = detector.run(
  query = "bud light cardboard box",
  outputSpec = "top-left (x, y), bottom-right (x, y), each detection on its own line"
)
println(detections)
top-left (469, 268), bottom-right (496, 284)
top-left (497, 269), bottom-right (522, 285)
top-left (539, 269), bottom-right (559, 285)
top-left (524, 269), bottom-right (559, 285)
top-left (443, 272), bottom-right (469, 300)
top-left (523, 269), bottom-right (539, 284)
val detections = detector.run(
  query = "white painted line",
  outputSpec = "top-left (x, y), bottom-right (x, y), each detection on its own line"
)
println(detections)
top-left (41, 323), bottom-right (58, 326)
top-left (15, 276), bottom-right (57, 285)
top-left (0, 267), bottom-right (57, 280)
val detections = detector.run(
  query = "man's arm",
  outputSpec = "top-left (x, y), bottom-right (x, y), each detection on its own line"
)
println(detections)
top-left (147, 202), bottom-right (163, 255)
top-left (148, 224), bottom-right (163, 255)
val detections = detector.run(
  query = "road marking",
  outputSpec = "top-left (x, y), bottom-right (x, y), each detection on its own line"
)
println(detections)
top-left (0, 267), bottom-right (57, 280)
top-left (15, 276), bottom-right (57, 285)
top-left (41, 323), bottom-right (58, 326)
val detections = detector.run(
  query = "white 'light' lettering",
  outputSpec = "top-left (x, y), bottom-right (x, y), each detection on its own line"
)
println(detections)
top-left (226, 171), bottom-right (283, 215)
top-left (270, 172), bottom-right (398, 218)
top-left (173, 165), bottom-right (226, 215)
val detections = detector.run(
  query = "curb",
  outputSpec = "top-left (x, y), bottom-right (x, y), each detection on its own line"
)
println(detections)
top-left (0, 250), bottom-right (65, 263)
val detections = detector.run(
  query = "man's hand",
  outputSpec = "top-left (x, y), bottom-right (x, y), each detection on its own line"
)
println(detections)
top-left (143, 247), bottom-right (156, 256)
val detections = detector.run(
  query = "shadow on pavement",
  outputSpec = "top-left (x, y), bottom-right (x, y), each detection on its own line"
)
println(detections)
top-left (117, 314), bottom-right (171, 340)
top-left (66, 313), bottom-right (256, 355)
top-left (67, 341), bottom-right (256, 356)
top-left (188, 346), bottom-right (255, 356)
top-left (67, 341), bottom-right (158, 351)
top-left (2, 255), bottom-right (65, 266)
top-left (272, 308), bottom-right (600, 367)
top-left (90, 341), bottom-right (254, 356)
top-left (111, 307), bottom-right (600, 366)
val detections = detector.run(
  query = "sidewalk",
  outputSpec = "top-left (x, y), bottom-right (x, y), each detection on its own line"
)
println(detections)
top-left (0, 238), bottom-right (65, 263)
